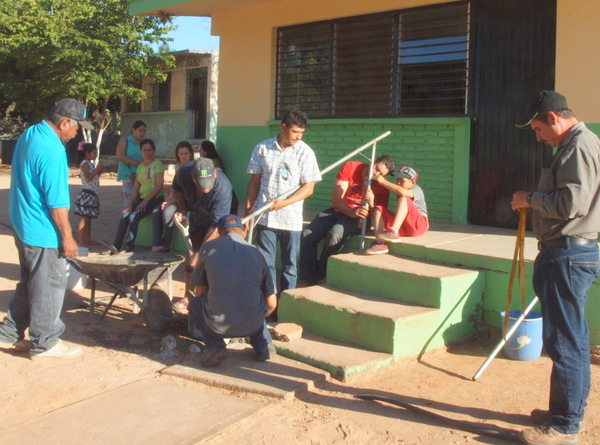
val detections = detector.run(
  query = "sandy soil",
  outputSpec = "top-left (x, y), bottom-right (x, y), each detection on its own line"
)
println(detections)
top-left (0, 164), bottom-right (599, 444)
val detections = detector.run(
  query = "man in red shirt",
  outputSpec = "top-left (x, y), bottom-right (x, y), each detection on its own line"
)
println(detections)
top-left (299, 155), bottom-right (395, 285)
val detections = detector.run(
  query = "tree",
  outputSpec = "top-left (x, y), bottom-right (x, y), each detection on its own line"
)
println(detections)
top-left (0, 0), bottom-right (176, 146)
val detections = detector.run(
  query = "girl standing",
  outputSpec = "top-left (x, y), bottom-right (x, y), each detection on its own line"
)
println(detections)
top-left (74, 143), bottom-right (105, 247)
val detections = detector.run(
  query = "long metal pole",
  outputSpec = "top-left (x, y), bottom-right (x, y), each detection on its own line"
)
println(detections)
top-left (472, 296), bottom-right (539, 381)
top-left (359, 142), bottom-right (377, 250)
top-left (241, 131), bottom-right (392, 226)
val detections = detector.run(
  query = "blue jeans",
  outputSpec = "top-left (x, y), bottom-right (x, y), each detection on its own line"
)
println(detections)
top-left (255, 225), bottom-right (301, 293)
top-left (300, 208), bottom-right (361, 284)
top-left (188, 297), bottom-right (272, 354)
top-left (114, 197), bottom-right (164, 252)
top-left (0, 235), bottom-right (67, 354)
top-left (533, 243), bottom-right (600, 434)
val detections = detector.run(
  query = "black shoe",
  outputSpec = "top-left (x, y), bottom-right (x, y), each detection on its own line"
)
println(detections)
top-left (201, 348), bottom-right (228, 368)
top-left (256, 344), bottom-right (276, 362)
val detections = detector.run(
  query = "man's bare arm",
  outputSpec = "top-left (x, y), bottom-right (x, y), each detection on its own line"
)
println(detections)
top-left (49, 207), bottom-right (78, 257)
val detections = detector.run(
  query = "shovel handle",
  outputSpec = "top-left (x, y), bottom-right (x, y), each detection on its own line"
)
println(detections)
top-left (172, 215), bottom-right (194, 256)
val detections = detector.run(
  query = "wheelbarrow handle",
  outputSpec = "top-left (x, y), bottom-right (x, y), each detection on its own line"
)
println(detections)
top-left (172, 215), bottom-right (194, 256)
top-left (66, 257), bottom-right (86, 275)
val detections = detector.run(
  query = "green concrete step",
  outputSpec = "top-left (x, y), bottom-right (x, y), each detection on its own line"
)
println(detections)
top-left (326, 253), bottom-right (484, 309)
top-left (279, 281), bottom-right (474, 356)
top-left (272, 330), bottom-right (394, 382)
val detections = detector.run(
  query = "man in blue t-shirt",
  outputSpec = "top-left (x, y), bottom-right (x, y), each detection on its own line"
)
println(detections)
top-left (171, 157), bottom-right (239, 311)
top-left (0, 99), bottom-right (93, 359)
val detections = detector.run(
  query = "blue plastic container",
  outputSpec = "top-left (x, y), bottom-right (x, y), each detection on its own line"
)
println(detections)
top-left (501, 310), bottom-right (543, 361)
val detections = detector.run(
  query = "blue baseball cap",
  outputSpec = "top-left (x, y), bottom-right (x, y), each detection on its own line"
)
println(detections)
top-left (217, 214), bottom-right (244, 232)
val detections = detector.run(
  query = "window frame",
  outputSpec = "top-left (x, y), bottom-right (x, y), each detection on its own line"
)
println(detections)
top-left (275, 1), bottom-right (471, 119)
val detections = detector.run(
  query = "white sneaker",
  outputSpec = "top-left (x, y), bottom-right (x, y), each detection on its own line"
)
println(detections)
top-left (30, 339), bottom-right (82, 360)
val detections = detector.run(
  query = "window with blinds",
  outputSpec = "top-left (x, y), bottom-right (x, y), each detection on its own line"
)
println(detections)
top-left (276, 2), bottom-right (470, 119)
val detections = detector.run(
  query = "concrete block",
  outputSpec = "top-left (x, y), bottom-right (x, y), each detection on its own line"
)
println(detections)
top-left (272, 323), bottom-right (303, 342)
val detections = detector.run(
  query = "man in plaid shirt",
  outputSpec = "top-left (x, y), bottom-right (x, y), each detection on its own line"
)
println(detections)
top-left (245, 110), bottom-right (321, 312)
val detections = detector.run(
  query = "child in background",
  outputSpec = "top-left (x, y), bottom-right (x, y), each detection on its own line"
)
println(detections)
top-left (364, 165), bottom-right (429, 255)
top-left (74, 142), bottom-right (105, 247)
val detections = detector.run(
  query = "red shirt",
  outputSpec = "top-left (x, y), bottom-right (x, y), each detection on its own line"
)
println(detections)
top-left (335, 161), bottom-right (389, 209)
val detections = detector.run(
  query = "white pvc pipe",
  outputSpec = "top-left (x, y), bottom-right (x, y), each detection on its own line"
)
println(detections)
top-left (241, 131), bottom-right (392, 227)
top-left (472, 296), bottom-right (540, 381)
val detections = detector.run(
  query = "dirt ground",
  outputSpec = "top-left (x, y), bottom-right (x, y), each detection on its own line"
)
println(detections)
top-left (1, 164), bottom-right (600, 444)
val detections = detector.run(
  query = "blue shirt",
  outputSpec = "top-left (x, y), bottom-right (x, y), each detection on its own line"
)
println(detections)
top-left (172, 167), bottom-right (238, 230)
top-left (190, 232), bottom-right (275, 336)
top-left (116, 135), bottom-right (142, 181)
top-left (9, 120), bottom-right (70, 248)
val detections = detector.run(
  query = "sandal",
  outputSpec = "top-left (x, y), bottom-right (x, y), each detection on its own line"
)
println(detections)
top-left (172, 298), bottom-right (190, 314)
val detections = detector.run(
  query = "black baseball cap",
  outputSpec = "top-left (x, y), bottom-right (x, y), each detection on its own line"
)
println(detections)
top-left (52, 99), bottom-right (94, 130)
top-left (516, 90), bottom-right (570, 129)
top-left (192, 157), bottom-right (216, 190)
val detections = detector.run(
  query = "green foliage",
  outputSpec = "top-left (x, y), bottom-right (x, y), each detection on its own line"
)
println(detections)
top-left (0, 0), bottom-right (175, 130)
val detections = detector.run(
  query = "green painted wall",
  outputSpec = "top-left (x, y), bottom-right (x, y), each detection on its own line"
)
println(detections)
top-left (215, 125), bottom-right (271, 207)
top-left (587, 123), bottom-right (600, 137)
top-left (217, 117), bottom-right (470, 224)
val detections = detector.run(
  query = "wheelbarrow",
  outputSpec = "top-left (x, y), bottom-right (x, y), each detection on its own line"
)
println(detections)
top-left (68, 251), bottom-right (185, 333)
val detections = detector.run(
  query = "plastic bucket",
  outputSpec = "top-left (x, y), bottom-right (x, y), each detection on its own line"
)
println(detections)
top-left (66, 247), bottom-right (89, 290)
top-left (501, 310), bottom-right (543, 361)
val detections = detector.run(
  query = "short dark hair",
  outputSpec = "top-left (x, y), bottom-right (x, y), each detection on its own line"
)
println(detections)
top-left (375, 155), bottom-right (396, 175)
top-left (140, 138), bottom-right (156, 151)
top-left (535, 108), bottom-right (574, 125)
top-left (47, 111), bottom-right (75, 127)
top-left (281, 110), bottom-right (308, 129)
top-left (131, 120), bottom-right (147, 131)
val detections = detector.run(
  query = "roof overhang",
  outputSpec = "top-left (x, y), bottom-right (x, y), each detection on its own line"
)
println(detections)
top-left (129, 0), bottom-right (278, 17)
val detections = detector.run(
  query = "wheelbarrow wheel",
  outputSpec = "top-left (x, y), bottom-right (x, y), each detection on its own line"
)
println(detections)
top-left (143, 288), bottom-right (173, 333)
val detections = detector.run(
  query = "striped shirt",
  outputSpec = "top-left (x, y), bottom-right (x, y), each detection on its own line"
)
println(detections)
top-left (247, 135), bottom-right (321, 231)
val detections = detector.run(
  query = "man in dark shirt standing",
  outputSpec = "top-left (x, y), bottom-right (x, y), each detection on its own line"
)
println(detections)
top-left (512, 91), bottom-right (600, 445)
top-left (171, 158), bottom-right (238, 311)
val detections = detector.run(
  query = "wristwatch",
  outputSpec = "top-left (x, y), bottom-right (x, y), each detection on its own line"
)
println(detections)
top-left (526, 193), bottom-right (533, 205)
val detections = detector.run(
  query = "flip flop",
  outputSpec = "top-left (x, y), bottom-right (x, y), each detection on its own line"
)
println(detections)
top-left (172, 299), bottom-right (190, 314)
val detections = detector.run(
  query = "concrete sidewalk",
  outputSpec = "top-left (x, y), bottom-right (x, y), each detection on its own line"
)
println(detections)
top-left (0, 378), bottom-right (268, 445)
